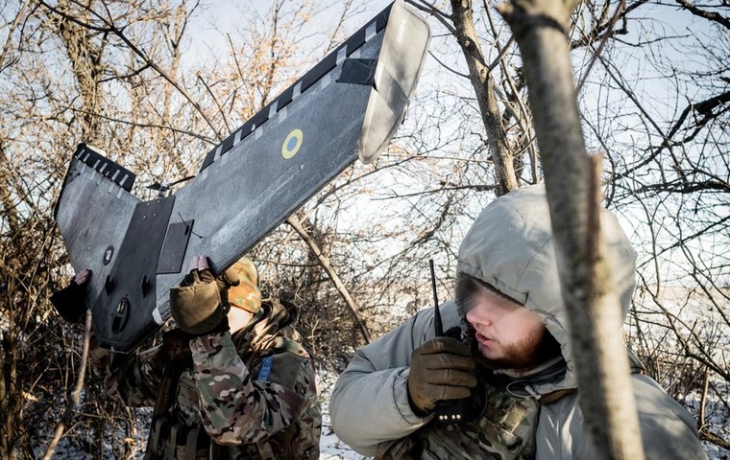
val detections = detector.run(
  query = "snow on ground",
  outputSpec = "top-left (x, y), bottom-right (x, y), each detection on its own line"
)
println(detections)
top-left (37, 369), bottom-right (726, 459)
top-left (317, 371), bottom-right (371, 460)
top-left (37, 372), bottom-right (368, 460)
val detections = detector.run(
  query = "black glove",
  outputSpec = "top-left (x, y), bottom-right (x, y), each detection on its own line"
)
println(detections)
top-left (50, 270), bottom-right (91, 324)
top-left (169, 256), bottom-right (230, 336)
top-left (407, 336), bottom-right (478, 416)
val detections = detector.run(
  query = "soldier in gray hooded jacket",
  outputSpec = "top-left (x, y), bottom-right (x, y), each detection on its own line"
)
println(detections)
top-left (330, 184), bottom-right (707, 460)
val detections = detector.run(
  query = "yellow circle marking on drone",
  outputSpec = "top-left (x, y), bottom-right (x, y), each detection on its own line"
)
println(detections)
top-left (282, 129), bottom-right (304, 159)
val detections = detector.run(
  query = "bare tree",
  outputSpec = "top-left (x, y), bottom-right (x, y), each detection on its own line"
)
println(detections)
top-left (389, 0), bottom-right (728, 454)
top-left (0, 0), bottom-right (364, 457)
top-left (1, 0), bottom-right (727, 457)
top-left (497, 0), bottom-right (646, 453)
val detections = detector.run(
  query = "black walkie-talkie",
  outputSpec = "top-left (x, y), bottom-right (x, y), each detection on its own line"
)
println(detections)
top-left (429, 259), bottom-right (485, 424)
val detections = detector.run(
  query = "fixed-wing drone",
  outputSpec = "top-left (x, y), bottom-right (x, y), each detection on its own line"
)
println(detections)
top-left (54, 0), bottom-right (430, 353)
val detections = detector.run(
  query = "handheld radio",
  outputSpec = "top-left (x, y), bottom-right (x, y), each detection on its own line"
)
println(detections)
top-left (429, 259), bottom-right (486, 423)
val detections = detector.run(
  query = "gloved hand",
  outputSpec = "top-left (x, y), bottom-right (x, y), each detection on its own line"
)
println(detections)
top-left (218, 257), bottom-right (261, 314)
top-left (50, 269), bottom-right (92, 324)
top-left (407, 336), bottom-right (478, 416)
top-left (170, 256), bottom-right (230, 336)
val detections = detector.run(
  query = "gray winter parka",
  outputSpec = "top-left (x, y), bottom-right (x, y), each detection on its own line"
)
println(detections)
top-left (330, 185), bottom-right (707, 459)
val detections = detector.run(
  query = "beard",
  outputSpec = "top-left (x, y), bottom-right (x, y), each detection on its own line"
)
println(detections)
top-left (468, 323), bottom-right (563, 371)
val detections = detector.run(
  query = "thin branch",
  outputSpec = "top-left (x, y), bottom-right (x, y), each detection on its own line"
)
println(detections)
top-left (36, 0), bottom-right (223, 141)
top-left (324, 0), bottom-right (355, 53)
top-left (41, 311), bottom-right (93, 460)
top-left (286, 214), bottom-right (371, 343)
top-left (405, 0), bottom-right (457, 35)
top-left (197, 75), bottom-right (232, 135)
top-left (71, 108), bottom-right (216, 144)
top-left (575, 0), bottom-right (625, 94)
top-left (0, 0), bottom-right (31, 73)
top-left (674, 0), bottom-right (730, 29)
top-left (427, 50), bottom-right (470, 78)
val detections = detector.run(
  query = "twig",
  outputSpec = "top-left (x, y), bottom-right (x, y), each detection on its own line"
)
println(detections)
top-left (197, 75), bottom-right (232, 135)
top-left (41, 311), bottom-right (93, 460)
top-left (287, 214), bottom-right (371, 343)
top-left (0, 0), bottom-right (30, 72)
top-left (427, 50), bottom-right (470, 78)
top-left (698, 367), bottom-right (709, 429)
top-left (70, 107), bottom-right (216, 144)
top-left (576, 0), bottom-right (625, 94)
top-left (405, 0), bottom-right (457, 35)
top-left (36, 0), bottom-right (223, 142)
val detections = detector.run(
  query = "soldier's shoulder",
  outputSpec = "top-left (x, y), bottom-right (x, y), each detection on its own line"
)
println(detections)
top-left (274, 335), bottom-right (310, 357)
top-left (251, 340), bottom-right (314, 392)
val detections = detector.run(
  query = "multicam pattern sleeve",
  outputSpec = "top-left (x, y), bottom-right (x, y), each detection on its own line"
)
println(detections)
top-left (190, 330), bottom-right (318, 446)
top-left (111, 345), bottom-right (166, 406)
top-left (88, 333), bottom-right (165, 407)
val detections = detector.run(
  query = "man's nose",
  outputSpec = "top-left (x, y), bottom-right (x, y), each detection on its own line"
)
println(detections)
top-left (466, 306), bottom-right (492, 326)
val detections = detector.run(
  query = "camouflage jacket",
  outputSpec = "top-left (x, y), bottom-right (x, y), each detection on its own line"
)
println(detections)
top-left (91, 299), bottom-right (322, 460)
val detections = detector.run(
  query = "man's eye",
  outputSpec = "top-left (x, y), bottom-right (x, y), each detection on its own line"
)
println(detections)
top-left (464, 297), bottom-right (477, 311)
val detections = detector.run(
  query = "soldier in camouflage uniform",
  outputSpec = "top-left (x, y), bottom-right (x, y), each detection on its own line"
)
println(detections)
top-left (330, 185), bottom-right (707, 460)
top-left (54, 256), bottom-right (322, 460)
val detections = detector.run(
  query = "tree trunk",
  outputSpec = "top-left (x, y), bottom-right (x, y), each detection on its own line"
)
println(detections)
top-left (497, 0), bottom-right (646, 458)
top-left (449, 0), bottom-right (519, 196)
top-left (0, 272), bottom-right (19, 460)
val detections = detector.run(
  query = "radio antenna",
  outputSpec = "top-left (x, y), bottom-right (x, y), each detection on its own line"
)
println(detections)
top-left (429, 259), bottom-right (444, 336)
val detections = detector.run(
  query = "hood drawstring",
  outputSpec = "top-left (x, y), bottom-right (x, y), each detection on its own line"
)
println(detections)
top-left (505, 381), bottom-right (540, 400)
top-left (504, 380), bottom-right (576, 405)
top-left (496, 356), bottom-right (568, 400)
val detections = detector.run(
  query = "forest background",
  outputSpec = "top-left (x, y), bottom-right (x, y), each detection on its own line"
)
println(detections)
top-left (0, 0), bottom-right (728, 458)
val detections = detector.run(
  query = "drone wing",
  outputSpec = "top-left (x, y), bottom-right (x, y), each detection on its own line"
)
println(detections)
top-left (54, 0), bottom-right (430, 352)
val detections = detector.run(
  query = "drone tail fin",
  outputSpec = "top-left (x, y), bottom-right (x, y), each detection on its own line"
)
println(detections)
top-left (54, 144), bottom-right (140, 310)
